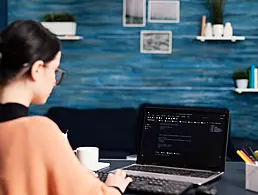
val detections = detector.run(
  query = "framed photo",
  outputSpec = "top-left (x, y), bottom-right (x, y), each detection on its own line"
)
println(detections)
top-left (148, 0), bottom-right (180, 23)
top-left (123, 0), bottom-right (146, 27)
top-left (140, 30), bottom-right (172, 54)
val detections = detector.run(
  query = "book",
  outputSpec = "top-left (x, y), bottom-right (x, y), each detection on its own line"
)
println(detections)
top-left (249, 65), bottom-right (256, 88)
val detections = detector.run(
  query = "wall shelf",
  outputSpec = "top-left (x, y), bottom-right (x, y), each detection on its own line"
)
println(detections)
top-left (57, 35), bottom-right (83, 40)
top-left (196, 36), bottom-right (246, 42)
top-left (234, 88), bottom-right (258, 94)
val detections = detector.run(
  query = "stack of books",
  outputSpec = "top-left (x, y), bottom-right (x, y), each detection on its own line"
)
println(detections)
top-left (249, 65), bottom-right (258, 89)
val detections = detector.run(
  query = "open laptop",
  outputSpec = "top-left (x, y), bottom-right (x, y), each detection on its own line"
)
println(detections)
top-left (116, 103), bottom-right (230, 185)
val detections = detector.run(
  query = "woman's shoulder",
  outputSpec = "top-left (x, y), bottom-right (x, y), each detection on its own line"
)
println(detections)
top-left (24, 116), bottom-right (65, 146)
top-left (0, 115), bottom-right (58, 131)
top-left (25, 115), bottom-right (56, 125)
top-left (25, 116), bottom-right (60, 133)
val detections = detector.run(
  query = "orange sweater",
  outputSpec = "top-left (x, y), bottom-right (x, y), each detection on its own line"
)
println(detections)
top-left (0, 116), bottom-right (120, 195)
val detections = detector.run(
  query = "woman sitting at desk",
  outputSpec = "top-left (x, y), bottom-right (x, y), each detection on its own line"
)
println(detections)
top-left (0, 20), bottom-right (132, 195)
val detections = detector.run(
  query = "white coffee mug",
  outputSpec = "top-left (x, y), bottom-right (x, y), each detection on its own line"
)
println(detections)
top-left (75, 147), bottom-right (99, 169)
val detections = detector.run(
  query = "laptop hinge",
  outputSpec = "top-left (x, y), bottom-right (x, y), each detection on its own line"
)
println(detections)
top-left (139, 164), bottom-right (223, 173)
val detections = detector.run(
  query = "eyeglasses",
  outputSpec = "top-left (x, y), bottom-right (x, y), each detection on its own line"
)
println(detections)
top-left (55, 68), bottom-right (64, 85)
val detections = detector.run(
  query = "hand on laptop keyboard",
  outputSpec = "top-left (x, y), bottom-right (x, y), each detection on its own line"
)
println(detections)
top-left (97, 171), bottom-right (194, 195)
top-left (103, 169), bottom-right (133, 193)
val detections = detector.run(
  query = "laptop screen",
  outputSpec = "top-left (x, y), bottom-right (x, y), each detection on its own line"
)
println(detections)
top-left (137, 104), bottom-right (229, 172)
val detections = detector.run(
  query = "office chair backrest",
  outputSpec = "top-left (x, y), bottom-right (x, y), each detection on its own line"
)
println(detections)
top-left (46, 107), bottom-right (138, 153)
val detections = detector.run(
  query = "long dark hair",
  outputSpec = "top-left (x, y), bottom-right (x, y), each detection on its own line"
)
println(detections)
top-left (0, 20), bottom-right (61, 85)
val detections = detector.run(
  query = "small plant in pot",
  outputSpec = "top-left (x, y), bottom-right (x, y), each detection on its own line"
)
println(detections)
top-left (232, 71), bottom-right (249, 89)
top-left (207, 0), bottom-right (226, 37)
top-left (41, 13), bottom-right (76, 36)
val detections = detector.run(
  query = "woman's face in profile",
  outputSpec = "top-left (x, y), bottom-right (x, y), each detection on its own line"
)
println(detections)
top-left (31, 51), bottom-right (62, 105)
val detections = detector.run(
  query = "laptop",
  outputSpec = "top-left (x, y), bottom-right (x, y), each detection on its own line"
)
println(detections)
top-left (115, 103), bottom-right (230, 185)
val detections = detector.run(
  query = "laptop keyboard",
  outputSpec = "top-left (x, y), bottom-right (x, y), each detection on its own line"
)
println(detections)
top-left (97, 171), bottom-right (193, 195)
top-left (123, 165), bottom-right (214, 178)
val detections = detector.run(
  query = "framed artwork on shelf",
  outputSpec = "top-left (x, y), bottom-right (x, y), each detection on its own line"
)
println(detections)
top-left (148, 0), bottom-right (180, 23)
top-left (123, 0), bottom-right (146, 27)
top-left (140, 30), bottom-right (172, 54)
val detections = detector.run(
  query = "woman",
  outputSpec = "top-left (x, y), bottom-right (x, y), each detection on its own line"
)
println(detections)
top-left (0, 20), bottom-right (132, 195)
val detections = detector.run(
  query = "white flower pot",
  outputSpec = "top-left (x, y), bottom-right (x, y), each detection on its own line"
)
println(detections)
top-left (236, 79), bottom-right (248, 89)
top-left (41, 22), bottom-right (77, 36)
top-left (213, 24), bottom-right (224, 37)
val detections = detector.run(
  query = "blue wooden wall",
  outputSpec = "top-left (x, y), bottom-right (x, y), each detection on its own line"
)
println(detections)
top-left (8, 0), bottom-right (258, 139)
top-left (0, 0), bottom-right (7, 30)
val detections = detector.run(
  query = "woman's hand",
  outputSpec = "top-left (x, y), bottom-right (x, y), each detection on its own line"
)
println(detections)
top-left (105, 169), bottom-right (133, 193)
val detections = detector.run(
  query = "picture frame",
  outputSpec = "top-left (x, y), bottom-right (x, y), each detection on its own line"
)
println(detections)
top-left (123, 0), bottom-right (146, 27)
top-left (140, 30), bottom-right (172, 54)
top-left (148, 0), bottom-right (180, 23)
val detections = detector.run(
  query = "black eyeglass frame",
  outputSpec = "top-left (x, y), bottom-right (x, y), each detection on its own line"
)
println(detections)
top-left (55, 68), bottom-right (64, 85)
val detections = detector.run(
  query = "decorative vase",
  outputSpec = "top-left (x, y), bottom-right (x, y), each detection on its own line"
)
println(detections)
top-left (236, 79), bottom-right (248, 88)
top-left (213, 24), bottom-right (224, 37)
top-left (223, 22), bottom-right (233, 37)
top-left (204, 22), bottom-right (213, 37)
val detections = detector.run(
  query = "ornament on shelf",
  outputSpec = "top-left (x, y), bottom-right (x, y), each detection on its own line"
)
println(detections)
top-left (223, 22), bottom-right (233, 37)
top-left (205, 22), bottom-right (213, 37)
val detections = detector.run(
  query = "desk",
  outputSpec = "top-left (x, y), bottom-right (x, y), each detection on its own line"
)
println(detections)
top-left (100, 159), bottom-right (258, 195)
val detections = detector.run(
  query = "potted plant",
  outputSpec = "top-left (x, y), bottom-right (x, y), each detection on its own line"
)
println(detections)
top-left (207, 0), bottom-right (226, 37)
top-left (232, 71), bottom-right (249, 89)
top-left (41, 13), bottom-right (76, 36)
